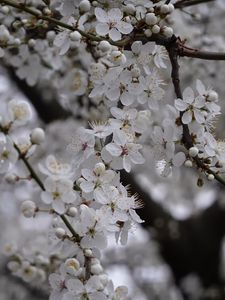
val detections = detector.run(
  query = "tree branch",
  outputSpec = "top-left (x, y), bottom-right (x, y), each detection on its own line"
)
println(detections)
top-left (174, 0), bottom-right (215, 9)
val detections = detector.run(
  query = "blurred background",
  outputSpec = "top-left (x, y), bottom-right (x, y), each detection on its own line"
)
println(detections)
top-left (1, 0), bottom-right (225, 299)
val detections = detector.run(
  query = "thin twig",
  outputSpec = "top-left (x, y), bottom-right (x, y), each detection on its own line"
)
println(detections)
top-left (175, 0), bottom-right (215, 9)
top-left (0, 0), bottom-right (130, 47)
top-left (13, 142), bottom-right (81, 240)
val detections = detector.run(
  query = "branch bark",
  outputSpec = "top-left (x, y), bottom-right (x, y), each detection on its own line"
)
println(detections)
top-left (175, 0), bottom-right (215, 9)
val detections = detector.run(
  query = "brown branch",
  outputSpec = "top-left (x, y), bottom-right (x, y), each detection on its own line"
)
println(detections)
top-left (179, 47), bottom-right (225, 61)
top-left (174, 0), bottom-right (215, 9)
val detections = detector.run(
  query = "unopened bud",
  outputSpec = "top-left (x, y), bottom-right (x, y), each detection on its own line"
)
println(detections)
top-left (189, 147), bottom-right (199, 157)
top-left (21, 200), bottom-right (36, 218)
top-left (55, 227), bottom-right (66, 239)
top-left (30, 128), bottom-right (45, 144)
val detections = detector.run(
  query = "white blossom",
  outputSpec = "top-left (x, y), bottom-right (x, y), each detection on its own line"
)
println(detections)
top-left (95, 7), bottom-right (133, 41)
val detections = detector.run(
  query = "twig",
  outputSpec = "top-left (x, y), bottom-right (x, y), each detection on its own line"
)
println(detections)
top-left (0, 0), bottom-right (130, 47)
top-left (175, 0), bottom-right (215, 9)
top-left (13, 142), bottom-right (81, 240)
top-left (179, 46), bottom-right (225, 61)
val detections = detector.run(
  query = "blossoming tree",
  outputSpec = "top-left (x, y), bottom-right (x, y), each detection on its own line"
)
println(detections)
top-left (1, 0), bottom-right (225, 299)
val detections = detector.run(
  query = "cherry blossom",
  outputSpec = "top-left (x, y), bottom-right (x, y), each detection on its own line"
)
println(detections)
top-left (105, 130), bottom-right (145, 172)
top-left (95, 7), bottom-right (133, 41)
top-left (41, 177), bottom-right (78, 214)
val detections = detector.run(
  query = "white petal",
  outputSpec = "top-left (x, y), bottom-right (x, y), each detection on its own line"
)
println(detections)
top-left (183, 87), bottom-right (194, 104)
top-left (164, 125), bottom-right (174, 140)
top-left (52, 200), bottom-right (66, 214)
top-left (123, 156), bottom-right (131, 172)
top-left (129, 209), bottom-right (144, 223)
top-left (80, 181), bottom-right (95, 193)
top-left (194, 109), bottom-right (205, 124)
top-left (116, 21), bottom-right (133, 34)
top-left (108, 8), bottom-right (123, 21)
top-left (59, 38), bottom-right (70, 55)
top-left (62, 191), bottom-right (77, 204)
top-left (62, 292), bottom-right (75, 300)
top-left (131, 41), bottom-right (142, 54)
top-left (172, 152), bottom-right (186, 167)
top-left (182, 110), bottom-right (192, 124)
top-left (41, 192), bottom-right (53, 204)
top-left (105, 143), bottom-right (122, 156)
top-left (81, 168), bottom-right (94, 181)
top-left (196, 79), bottom-right (205, 94)
top-left (120, 92), bottom-right (135, 106)
top-left (175, 99), bottom-right (188, 111)
top-left (194, 96), bottom-right (205, 108)
top-left (66, 278), bottom-right (84, 295)
top-left (89, 292), bottom-right (107, 300)
top-left (109, 28), bottom-right (121, 41)
top-left (49, 273), bottom-right (62, 289)
top-left (129, 150), bottom-right (145, 164)
top-left (95, 7), bottom-right (108, 22)
top-left (105, 87), bottom-right (120, 101)
top-left (54, 32), bottom-right (68, 47)
top-left (113, 130), bottom-right (127, 146)
top-left (96, 23), bottom-right (109, 36)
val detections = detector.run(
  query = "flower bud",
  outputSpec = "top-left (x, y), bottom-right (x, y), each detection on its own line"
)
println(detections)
top-left (124, 4), bottom-right (135, 15)
top-left (46, 30), bottom-right (56, 42)
top-left (0, 26), bottom-right (10, 41)
top-left (21, 200), bottom-right (36, 218)
top-left (1, 6), bottom-right (9, 14)
top-left (145, 13), bottom-right (157, 26)
top-left (160, 4), bottom-right (170, 14)
top-left (189, 147), bottom-right (199, 157)
top-left (79, 0), bottom-right (91, 13)
top-left (207, 90), bottom-right (218, 102)
top-left (207, 174), bottom-right (214, 181)
top-left (55, 227), bottom-right (66, 239)
top-left (144, 29), bottom-right (152, 37)
top-left (43, 7), bottom-right (51, 15)
top-left (84, 248), bottom-right (93, 257)
top-left (5, 173), bottom-right (18, 184)
top-left (99, 40), bottom-right (111, 52)
top-left (184, 160), bottom-right (193, 168)
top-left (152, 24), bottom-right (160, 34)
top-left (168, 3), bottom-right (175, 13)
top-left (28, 39), bottom-right (36, 47)
top-left (162, 26), bottom-right (173, 37)
top-left (14, 38), bottom-right (21, 46)
top-left (70, 31), bottom-right (81, 42)
top-left (30, 128), bottom-right (45, 144)
top-left (67, 207), bottom-right (78, 217)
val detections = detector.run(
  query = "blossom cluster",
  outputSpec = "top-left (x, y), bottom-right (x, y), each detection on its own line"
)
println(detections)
top-left (0, 0), bottom-right (225, 299)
